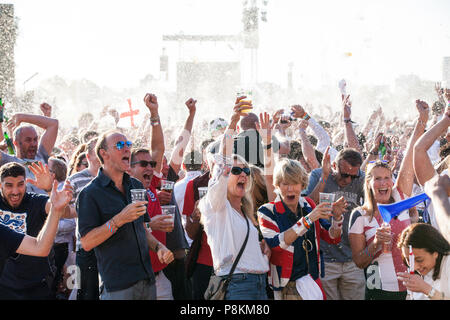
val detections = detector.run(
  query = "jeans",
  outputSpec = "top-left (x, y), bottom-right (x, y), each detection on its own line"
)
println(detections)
top-left (100, 279), bottom-right (156, 300)
top-left (225, 273), bottom-right (268, 300)
top-left (76, 248), bottom-right (99, 300)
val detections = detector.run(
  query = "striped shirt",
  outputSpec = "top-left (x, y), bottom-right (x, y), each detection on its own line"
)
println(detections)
top-left (66, 168), bottom-right (97, 251)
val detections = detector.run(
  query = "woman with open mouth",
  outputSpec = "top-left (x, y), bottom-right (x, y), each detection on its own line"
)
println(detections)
top-left (198, 96), bottom-right (271, 300)
top-left (257, 157), bottom-right (346, 300)
top-left (348, 99), bottom-right (430, 300)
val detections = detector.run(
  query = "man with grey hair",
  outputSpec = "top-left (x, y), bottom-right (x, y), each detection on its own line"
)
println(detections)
top-left (0, 103), bottom-right (59, 195)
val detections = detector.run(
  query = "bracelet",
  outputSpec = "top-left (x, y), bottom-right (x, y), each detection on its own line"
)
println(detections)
top-left (302, 216), bottom-right (312, 229)
top-left (154, 242), bottom-right (161, 252)
top-left (369, 151), bottom-right (379, 156)
top-left (427, 286), bottom-right (436, 299)
top-left (262, 143), bottom-right (272, 150)
top-left (343, 118), bottom-right (355, 124)
top-left (150, 115), bottom-right (160, 126)
top-left (106, 221), bottom-right (117, 234)
top-left (320, 176), bottom-right (327, 184)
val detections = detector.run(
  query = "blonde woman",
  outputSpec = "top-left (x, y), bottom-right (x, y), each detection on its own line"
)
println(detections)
top-left (257, 156), bottom-right (346, 300)
top-left (198, 96), bottom-right (270, 300)
top-left (348, 99), bottom-right (429, 300)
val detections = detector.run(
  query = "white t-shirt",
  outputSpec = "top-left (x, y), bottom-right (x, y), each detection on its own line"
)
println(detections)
top-left (411, 255), bottom-right (450, 300)
top-left (198, 154), bottom-right (269, 277)
top-left (349, 187), bottom-right (411, 292)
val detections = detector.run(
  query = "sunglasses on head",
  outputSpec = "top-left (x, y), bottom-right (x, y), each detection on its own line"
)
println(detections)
top-left (114, 140), bottom-right (133, 150)
top-left (231, 166), bottom-right (251, 176)
top-left (131, 160), bottom-right (157, 168)
top-left (369, 160), bottom-right (389, 164)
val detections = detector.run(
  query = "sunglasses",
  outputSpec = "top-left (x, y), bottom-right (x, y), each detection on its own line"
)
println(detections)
top-left (339, 172), bottom-right (360, 180)
top-left (369, 160), bottom-right (389, 164)
top-left (131, 160), bottom-right (157, 168)
top-left (231, 166), bottom-right (251, 176)
top-left (114, 140), bottom-right (133, 150)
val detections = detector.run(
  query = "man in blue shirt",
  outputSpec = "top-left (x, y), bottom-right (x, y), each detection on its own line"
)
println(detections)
top-left (77, 93), bottom-right (173, 300)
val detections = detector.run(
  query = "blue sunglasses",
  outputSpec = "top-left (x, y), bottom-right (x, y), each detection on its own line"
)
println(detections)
top-left (114, 140), bottom-right (133, 150)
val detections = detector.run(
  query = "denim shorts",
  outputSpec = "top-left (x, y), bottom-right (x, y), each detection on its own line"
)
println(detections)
top-left (225, 273), bottom-right (268, 300)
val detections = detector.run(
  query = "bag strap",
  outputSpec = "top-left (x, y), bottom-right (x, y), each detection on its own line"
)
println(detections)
top-left (225, 215), bottom-right (250, 283)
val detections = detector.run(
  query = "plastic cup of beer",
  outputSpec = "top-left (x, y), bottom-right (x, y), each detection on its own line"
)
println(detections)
top-left (198, 187), bottom-right (208, 199)
top-left (237, 90), bottom-right (253, 114)
top-left (160, 180), bottom-right (174, 194)
top-left (319, 192), bottom-right (335, 207)
top-left (131, 189), bottom-right (147, 203)
top-left (161, 205), bottom-right (176, 224)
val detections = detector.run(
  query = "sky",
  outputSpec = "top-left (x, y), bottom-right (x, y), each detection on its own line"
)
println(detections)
top-left (3, 0), bottom-right (450, 91)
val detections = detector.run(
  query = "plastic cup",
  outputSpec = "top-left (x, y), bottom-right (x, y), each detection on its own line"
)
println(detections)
top-left (319, 192), bottom-right (335, 207)
top-left (160, 180), bottom-right (174, 194)
top-left (161, 205), bottom-right (176, 224)
top-left (130, 189), bottom-right (147, 203)
top-left (237, 90), bottom-right (253, 114)
top-left (198, 187), bottom-right (208, 199)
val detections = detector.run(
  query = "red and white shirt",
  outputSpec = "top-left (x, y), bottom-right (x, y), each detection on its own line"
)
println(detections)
top-left (349, 187), bottom-right (411, 292)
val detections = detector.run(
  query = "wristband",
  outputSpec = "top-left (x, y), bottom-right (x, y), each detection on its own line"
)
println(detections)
top-left (262, 143), bottom-right (272, 150)
top-left (106, 221), bottom-right (117, 234)
top-left (369, 151), bottom-right (379, 156)
top-left (427, 287), bottom-right (436, 299)
top-left (302, 216), bottom-right (311, 229)
top-left (303, 113), bottom-right (311, 121)
top-left (343, 118), bottom-right (355, 124)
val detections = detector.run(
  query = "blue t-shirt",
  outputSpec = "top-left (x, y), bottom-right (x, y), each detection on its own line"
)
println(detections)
top-left (0, 224), bottom-right (25, 272)
top-left (0, 192), bottom-right (52, 290)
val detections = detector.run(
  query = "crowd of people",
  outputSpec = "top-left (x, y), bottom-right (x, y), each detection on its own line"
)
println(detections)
top-left (0, 80), bottom-right (449, 300)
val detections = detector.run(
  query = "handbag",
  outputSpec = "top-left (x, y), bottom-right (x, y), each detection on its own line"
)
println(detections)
top-left (204, 216), bottom-right (250, 300)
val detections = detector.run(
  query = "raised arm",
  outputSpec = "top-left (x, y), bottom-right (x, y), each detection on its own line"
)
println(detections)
top-left (143, 93), bottom-right (165, 174)
top-left (414, 106), bottom-right (450, 185)
top-left (342, 95), bottom-right (361, 152)
top-left (255, 111), bottom-right (276, 201)
top-left (169, 98), bottom-right (197, 174)
top-left (395, 100), bottom-right (429, 197)
top-left (297, 119), bottom-right (320, 170)
top-left (291, 104), bottom-right (339, 162)
top-left (306, 146), bottom-right (332, 204)
top-left (17, 180), bottom-right (72, 256)
top-left (8, 103), bottom-right (59, 155)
